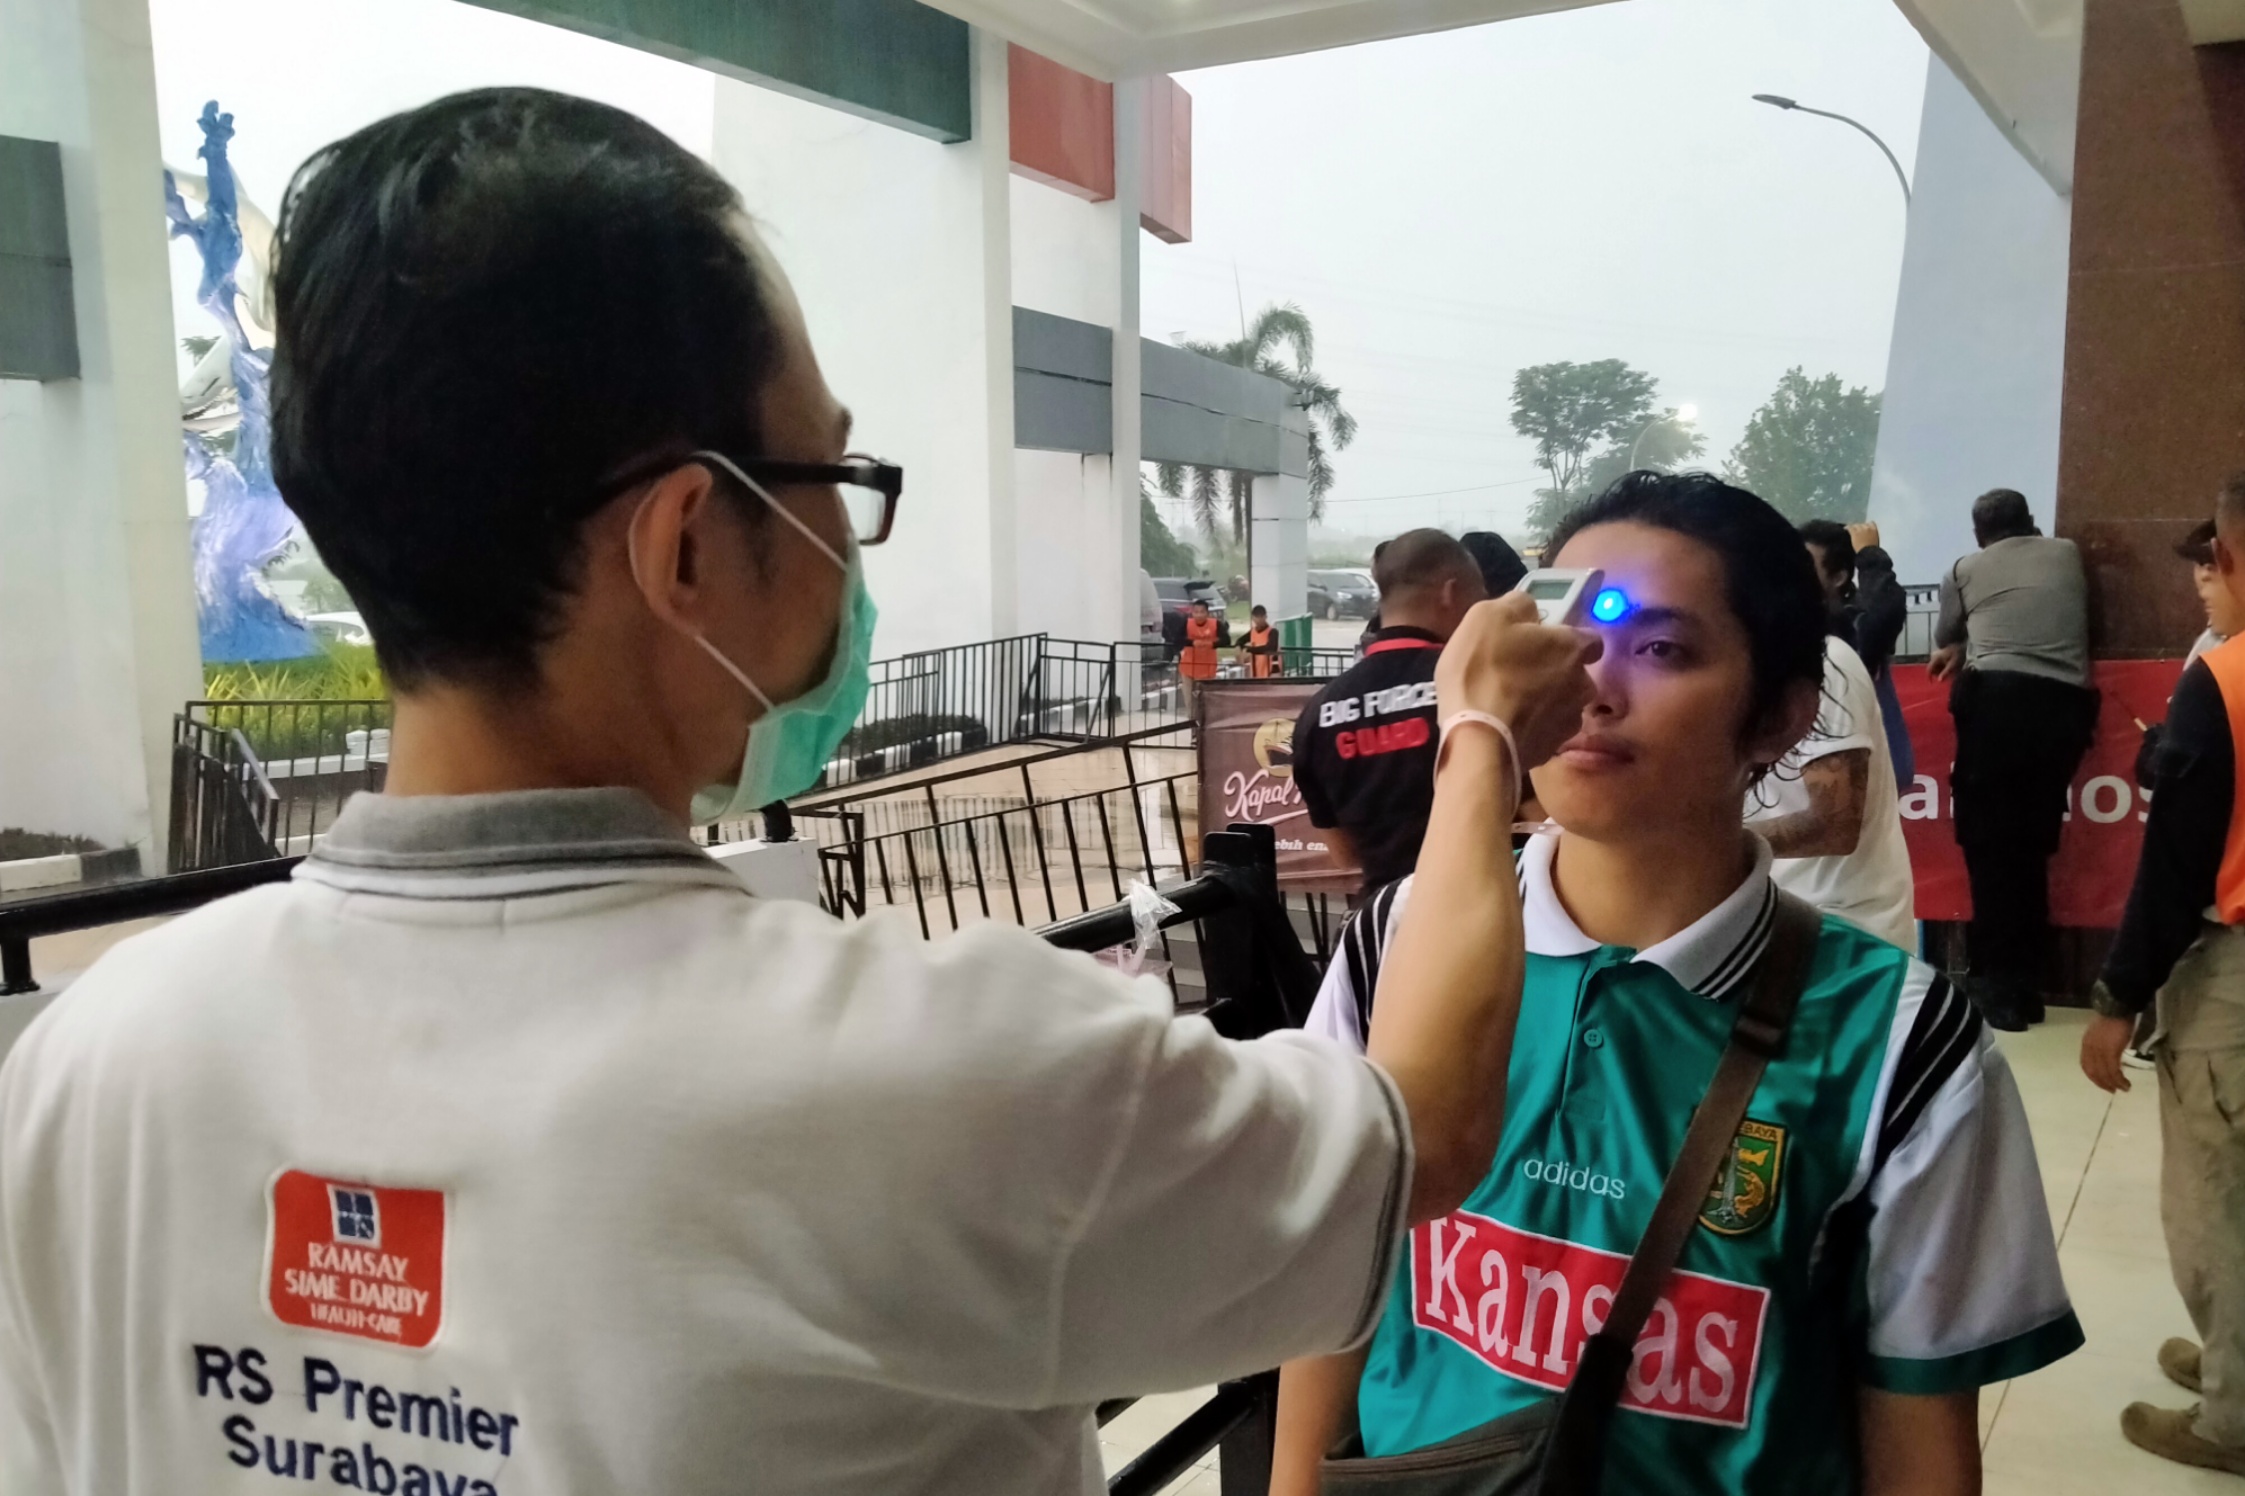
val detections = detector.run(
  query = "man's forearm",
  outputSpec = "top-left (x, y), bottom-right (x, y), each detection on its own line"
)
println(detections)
top-left (1365, 730), bottom-right (1523, 1222)
top-left (1759, 752), bottom-right (1868, 859)
top-left (1272, 1349), bottom-right (1367, 1496)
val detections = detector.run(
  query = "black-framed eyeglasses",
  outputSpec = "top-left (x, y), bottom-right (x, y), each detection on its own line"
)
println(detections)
top-left (602, 450), bottom-right (904, 546)
top-left (720, 453), bottom-right (903, 546)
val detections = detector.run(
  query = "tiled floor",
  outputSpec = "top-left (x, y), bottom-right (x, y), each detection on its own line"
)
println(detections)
top-left (1102, 1012), bottom-right (2244, 1493)
top-left (1982, 1011), bottom-right (2237, 1494)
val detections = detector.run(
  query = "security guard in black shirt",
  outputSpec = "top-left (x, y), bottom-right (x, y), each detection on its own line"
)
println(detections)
top-left (1293, 529), bottom-right (1486, 890)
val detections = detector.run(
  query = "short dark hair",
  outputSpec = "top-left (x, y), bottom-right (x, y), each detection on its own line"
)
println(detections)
top-left (1971, 488), bottom-right (2039, 546)
top-left (2178, 518), bottom-right (2218, 566)
top-left (1797, 519), bottom-right (1855, 577)
top-left (1459, 530), bottom-right (1528, 598)
top-left (1548, 471), bottom-right (1825, 739)
top-left (2218, 474), bottom-right (2245, 537)
top-left (271, 88), bottom-right (781, 690)
top-left (1251, 603), bottom-right (1267, 615)
top-left (1373, 528), bottom-right (1478, 599)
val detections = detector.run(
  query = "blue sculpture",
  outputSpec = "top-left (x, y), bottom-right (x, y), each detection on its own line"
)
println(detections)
top-left (165, 101), bottom-right (313, 664)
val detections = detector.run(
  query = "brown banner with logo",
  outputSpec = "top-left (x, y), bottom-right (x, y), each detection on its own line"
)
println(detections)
top-left (1196, 680), bottom-right (1360, 893)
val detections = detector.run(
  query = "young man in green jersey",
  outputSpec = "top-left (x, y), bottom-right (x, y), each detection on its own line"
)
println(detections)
top-left (1273, 473), bottom-right (2080, 1496)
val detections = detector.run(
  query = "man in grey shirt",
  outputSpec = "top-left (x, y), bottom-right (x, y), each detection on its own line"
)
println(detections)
top-left (1930, 488), bottom-right (2098, 1029)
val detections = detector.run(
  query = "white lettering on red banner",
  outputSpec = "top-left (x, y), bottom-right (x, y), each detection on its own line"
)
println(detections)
top-left (1409, 1212), bottom-right (1767, 1430)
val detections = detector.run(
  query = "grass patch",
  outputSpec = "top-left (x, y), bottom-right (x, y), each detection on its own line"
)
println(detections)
top-left (203, 642), bottom-right (387, 702)
top-left (0, 829), bottom-right (103, 860)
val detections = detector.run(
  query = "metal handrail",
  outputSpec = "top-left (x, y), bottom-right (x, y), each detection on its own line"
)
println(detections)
top-left (0, 857), bottom-right (302, 995)
top-left (789, 719), bottom-right (1192, 813)
top-left (228, 727), bottom-right (280, 805)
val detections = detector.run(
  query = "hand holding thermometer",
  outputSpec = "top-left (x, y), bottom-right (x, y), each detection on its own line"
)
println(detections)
top-left (1512, 568), bottom-right (1619, 628)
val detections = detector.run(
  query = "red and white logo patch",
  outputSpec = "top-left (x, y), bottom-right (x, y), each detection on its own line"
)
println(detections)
top-left (266, 1170), bottom-right (445, 1349)
top-left (1410, 1211), bottom-right (1768, 1429)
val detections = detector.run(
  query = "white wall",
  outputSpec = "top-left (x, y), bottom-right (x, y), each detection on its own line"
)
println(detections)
top-left (1867, 55), bottom-right (2073, 585)
top-left (713, 35), bottom-right (1015, 659)
top-left (1009, 173), bottom-right (1119, 327)
top-left (1013, 449), bottom-right (1119, 640)
top-left (0, 0), bottom-right (204, 861)
top-left (1009, 168), bottom-right (1135, 641)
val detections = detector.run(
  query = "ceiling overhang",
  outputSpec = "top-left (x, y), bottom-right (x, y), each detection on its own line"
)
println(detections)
top-left (1891, 0), bottom-right (2082, 194)
top-left (919, 0), bottom-right (1620, 81)
top-left (2181, 0), bottom-right (2245, 46)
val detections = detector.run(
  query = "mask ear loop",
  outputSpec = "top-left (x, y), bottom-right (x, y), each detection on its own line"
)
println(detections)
top-left (690, 449), bottom-right (850, 573)
top-left (625, 483), bottom-right (778, 715)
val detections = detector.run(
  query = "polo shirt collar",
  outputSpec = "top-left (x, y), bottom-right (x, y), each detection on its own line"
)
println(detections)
top-left (299, 788), bottom-right (745, 901)
top-left (1368, 625), bottom-right (1443, 647)
top-left (1518, 831), bottom-right (1777, 1001)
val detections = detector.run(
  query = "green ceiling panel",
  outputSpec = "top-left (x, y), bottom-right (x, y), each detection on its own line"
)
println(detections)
top-left (467, 0), bottom-right (972, 142)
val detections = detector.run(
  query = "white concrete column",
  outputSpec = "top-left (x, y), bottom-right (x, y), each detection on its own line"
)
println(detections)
top-left (970, 29), bottom-right (1017, 637)
top-left (1249, 471), bottom-right (1310, 622)
top-left (0, 0), bottom-right (202, 868)
top-left (1109, 78), bottom-right (1144, 643)
top-left (1868, 55), bottom-right (2070, 585)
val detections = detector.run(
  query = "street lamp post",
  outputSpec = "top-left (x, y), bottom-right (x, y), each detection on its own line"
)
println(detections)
top-left (1751, 94), bottom-right (1911, 207)
top-left (1628, 404), bottom-right (1698, 470)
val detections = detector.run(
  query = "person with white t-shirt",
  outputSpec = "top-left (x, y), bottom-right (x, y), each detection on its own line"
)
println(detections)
top-left (0, 91), bottom-right (1603, 1496)
top-left (1744, 531), bottom-right (1917, 949)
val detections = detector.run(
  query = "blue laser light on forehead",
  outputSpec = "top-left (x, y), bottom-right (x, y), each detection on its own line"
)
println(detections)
top-left (1590, 586), bottom-right (1634, 624)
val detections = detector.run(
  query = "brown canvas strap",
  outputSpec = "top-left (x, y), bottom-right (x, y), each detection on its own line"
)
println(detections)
top-left (1533, 890), bottom-right (1823, 1495)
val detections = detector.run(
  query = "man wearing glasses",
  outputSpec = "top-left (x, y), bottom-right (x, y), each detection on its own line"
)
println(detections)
top-left (0, 90), bottom-right (1600, 1495)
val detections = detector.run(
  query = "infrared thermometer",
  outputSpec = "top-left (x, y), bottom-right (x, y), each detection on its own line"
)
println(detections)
top-left (1512, 568), bottom-right (1609, 627)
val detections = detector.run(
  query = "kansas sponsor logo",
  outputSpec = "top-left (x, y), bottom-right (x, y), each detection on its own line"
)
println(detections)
top-left (1410, 1211), bottom-right (1768, 1429)
top-left (1700, 1120), bottom-right (1785, 1236)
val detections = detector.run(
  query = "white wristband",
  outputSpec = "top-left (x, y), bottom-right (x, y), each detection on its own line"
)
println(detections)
top-left (1437, 710), bottom-right (1518, 777)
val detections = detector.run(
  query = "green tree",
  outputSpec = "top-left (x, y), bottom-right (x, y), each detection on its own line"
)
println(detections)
top-left (1510, 360), bottom-right (1659, 497)
top-left (1578, 409), bottom-right (1707, 500)
top-left (1513, 361), bottom-right (1698, 540)
top-left (1140, 491), bottom-right (1199, 576)
top-left (1157, 303), bottom-right (1357, 543)
top-left (1725, 368), bottom-right (1882, 522)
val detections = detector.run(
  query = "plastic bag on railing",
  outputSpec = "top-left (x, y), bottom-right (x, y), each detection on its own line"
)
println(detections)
top-left (1093, 878), bottom-right (1179, 983)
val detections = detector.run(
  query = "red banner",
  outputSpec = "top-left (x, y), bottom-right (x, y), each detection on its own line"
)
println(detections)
top-left (1195, 680), bottom-right (1360, 893)
top-left (1894, 660), bottom-right (2184, 927)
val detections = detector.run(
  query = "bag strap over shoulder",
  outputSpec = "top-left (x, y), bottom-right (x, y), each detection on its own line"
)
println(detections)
top-left (1533, 890), bottom-right (1823, 1495)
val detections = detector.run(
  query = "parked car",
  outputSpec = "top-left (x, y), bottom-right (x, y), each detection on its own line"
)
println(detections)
top-left (1307, 569), bottom-right (1377, 620)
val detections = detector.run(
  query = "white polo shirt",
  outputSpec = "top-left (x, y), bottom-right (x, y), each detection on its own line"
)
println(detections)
top-left (1745, 634), bottom-right (1916, 949)
top-left (0, 790), bottom-right (1410, 1496)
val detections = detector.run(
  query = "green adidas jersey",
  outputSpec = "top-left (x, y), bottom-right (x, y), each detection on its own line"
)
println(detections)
top-left (1309, 836), bottom-right (2081, 1495)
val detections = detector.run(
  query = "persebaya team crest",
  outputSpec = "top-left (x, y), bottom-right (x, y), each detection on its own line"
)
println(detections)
top-left (1700, 1119), bottom-right (1785, 1235)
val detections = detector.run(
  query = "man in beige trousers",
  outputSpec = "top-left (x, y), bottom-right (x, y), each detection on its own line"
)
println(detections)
top-left (2085, 475), bottom-right (2245, 1475)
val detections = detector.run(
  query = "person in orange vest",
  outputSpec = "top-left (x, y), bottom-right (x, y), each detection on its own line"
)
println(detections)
top-left (2087, 472), bottom-right (2245, 1475)
top-left (1239, 604), bottom-right (1283, 679)
top-left (1179, 597), bottom-right (1222, 711)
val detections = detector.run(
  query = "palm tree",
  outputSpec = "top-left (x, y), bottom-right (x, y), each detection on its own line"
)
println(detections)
top-left (1156, 303), bottom-right (1357, 544)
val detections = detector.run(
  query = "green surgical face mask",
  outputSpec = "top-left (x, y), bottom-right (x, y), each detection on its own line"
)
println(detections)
top-left (634, 451), bottom-right (878, 824)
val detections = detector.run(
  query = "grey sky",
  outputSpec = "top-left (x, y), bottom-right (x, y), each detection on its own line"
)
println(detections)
top-left (1141, 0), bottom-right (1929, 543)
top-left (151, 0), bottom-right (1925, 550)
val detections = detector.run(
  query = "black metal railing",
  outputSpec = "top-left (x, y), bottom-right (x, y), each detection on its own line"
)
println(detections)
top-left (170, 701), bottom-right (392, 872)
top-left (0, 856), bottom-right (301, 995)
top-left (164, 630), bottom-right (1367, 875)
top-left (1897, 583), bottom-right (1940, 662)
top-left (0, 818), bottom-right (1304, 1495)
